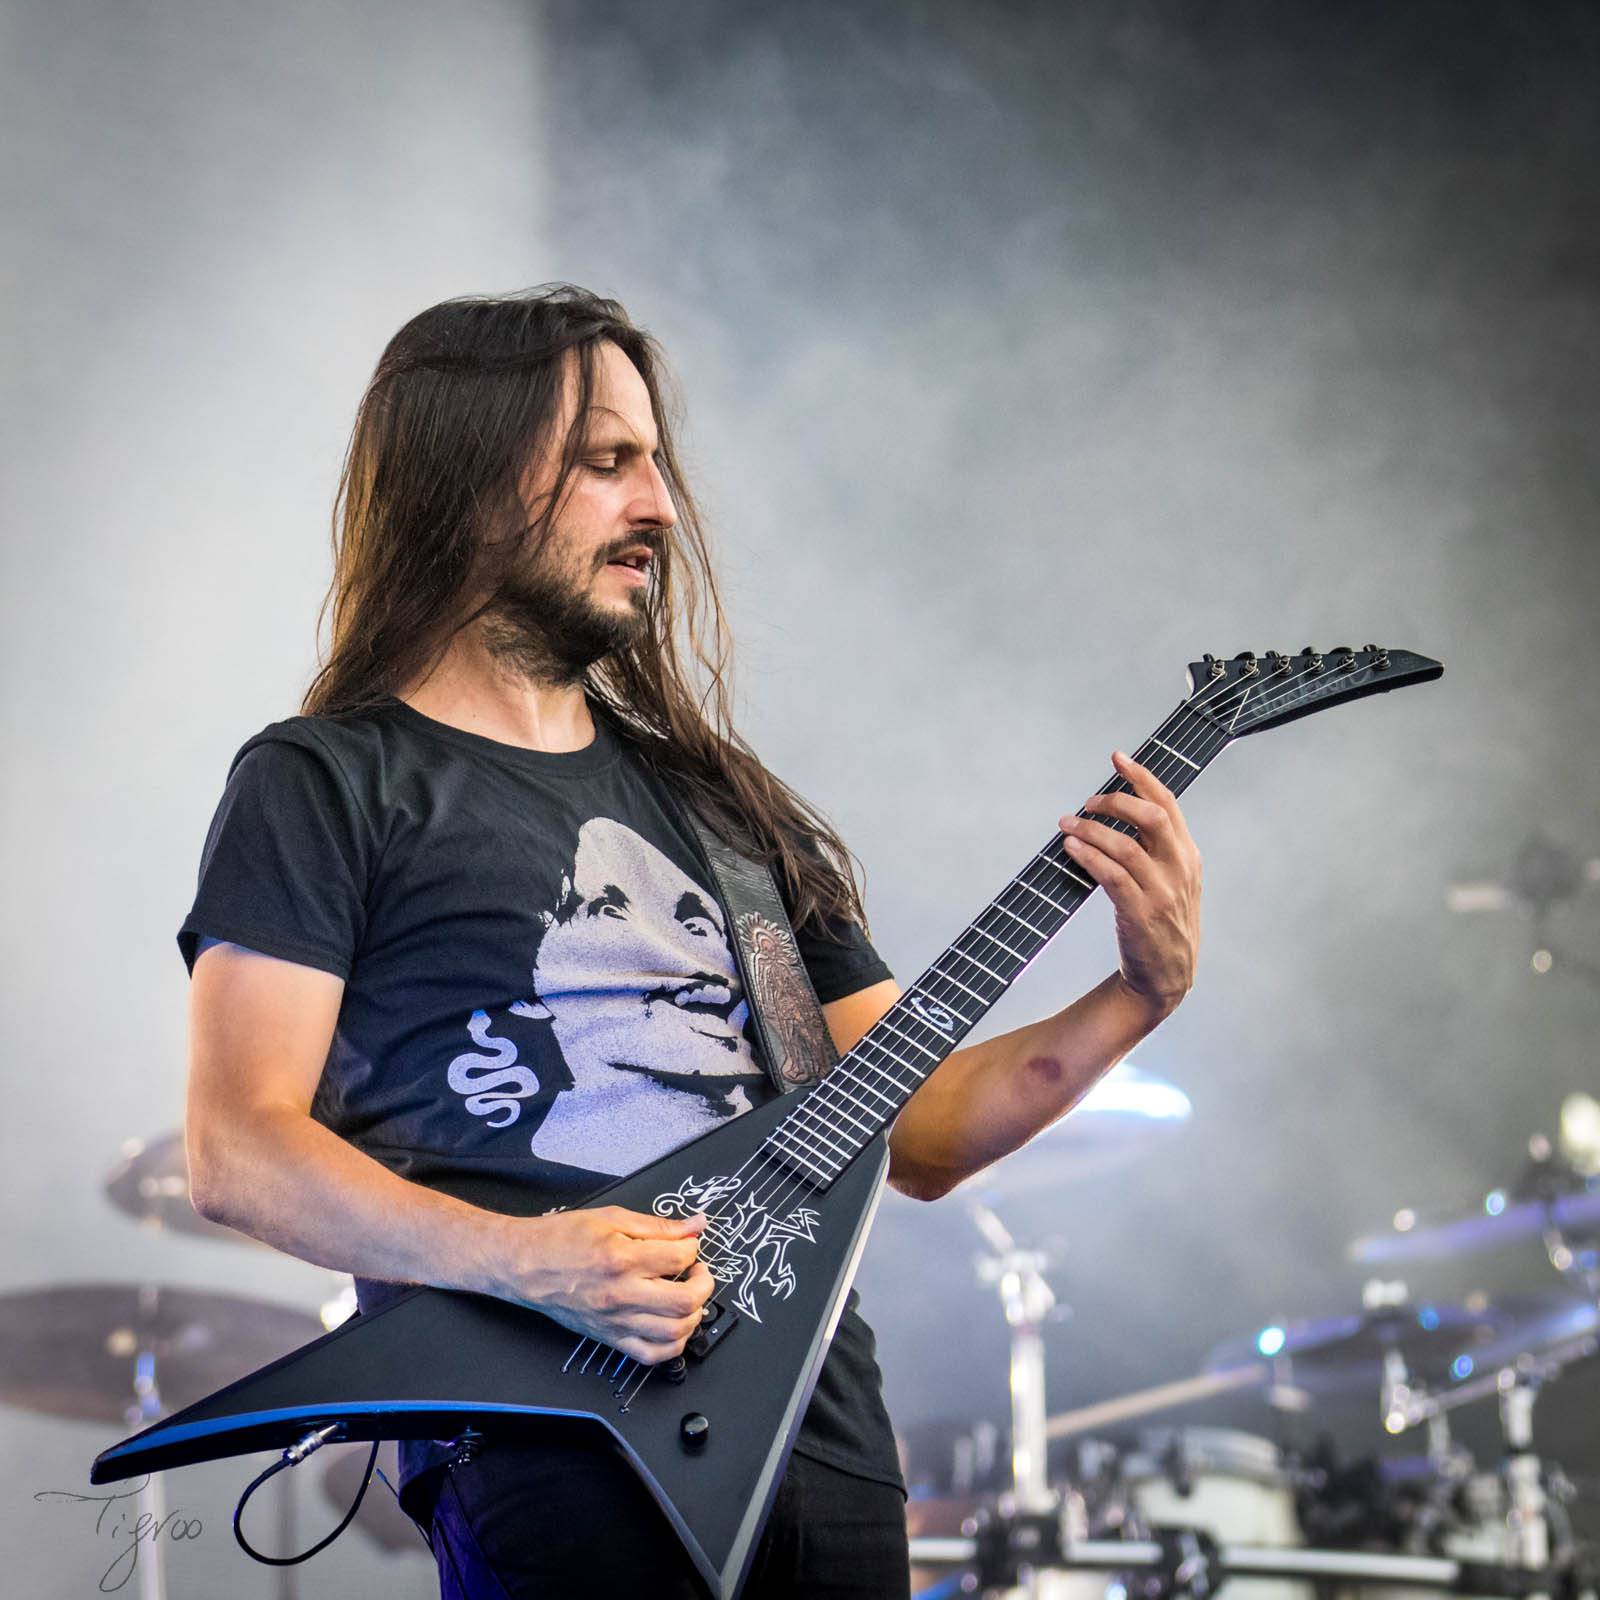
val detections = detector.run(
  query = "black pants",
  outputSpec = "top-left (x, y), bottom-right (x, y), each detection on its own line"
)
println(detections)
top-left (412, 1441), bottom-right (911, 1599)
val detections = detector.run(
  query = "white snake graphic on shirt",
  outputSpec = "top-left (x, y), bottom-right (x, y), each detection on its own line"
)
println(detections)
top-left (445, 818), bottom-right (761, 1173)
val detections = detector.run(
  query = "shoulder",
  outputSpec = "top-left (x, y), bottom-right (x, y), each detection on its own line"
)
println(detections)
top-left (215, 710), bottom-right (410, 853)
top-left (226, 708), bottom-right (398, 794)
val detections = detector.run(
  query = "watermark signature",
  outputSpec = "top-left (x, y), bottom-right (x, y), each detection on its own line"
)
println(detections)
top-left (34, 1477), bottom-right (202, 1592)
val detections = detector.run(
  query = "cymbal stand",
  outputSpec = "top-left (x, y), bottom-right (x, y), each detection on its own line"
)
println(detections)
top-left (971, 1197), bottom-right (1060, 1515)
top-left (1499, 1379), bottom-right (1549, 1598)
top-left (124, 1338), bottom-right (168, 1600)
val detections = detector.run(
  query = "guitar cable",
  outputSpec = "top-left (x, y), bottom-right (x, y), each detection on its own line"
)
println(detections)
top-left (230, 1425), bottom-right (475, 1596)
top-left (231, 1427), bottom-right (379, 1566)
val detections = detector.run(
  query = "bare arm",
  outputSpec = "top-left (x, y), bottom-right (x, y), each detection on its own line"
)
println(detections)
top-left (185, 942), bottom-right (713, 1362)
top-left (821, 749), bottom-right (1203, 1202)
top-left (825, 972), bottom-right (1172, 1201)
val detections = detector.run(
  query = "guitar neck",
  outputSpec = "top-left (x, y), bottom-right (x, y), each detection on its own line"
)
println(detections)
top-left (762, 695), bottom-right (1235, 1187)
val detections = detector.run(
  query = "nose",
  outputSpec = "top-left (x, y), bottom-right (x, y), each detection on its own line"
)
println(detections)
top-left (632, 454), bottom-right (676, 531)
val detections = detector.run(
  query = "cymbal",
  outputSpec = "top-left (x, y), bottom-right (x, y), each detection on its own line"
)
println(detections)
top-left (0, 1283), bottom-right (324, 1424)
top-left (1347, 1174), bottom-right (1600, 1267)
top-left (103, 1131), bottom-right (265, 1247)
top-left (966, 1062), bottom-right (1192, 1197)
top-left (1205, 1290), bottom-right (1595, 1395)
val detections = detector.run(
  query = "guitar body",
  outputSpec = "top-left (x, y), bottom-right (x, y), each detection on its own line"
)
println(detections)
top-left (91, 1086), bottom-right (890, 1600)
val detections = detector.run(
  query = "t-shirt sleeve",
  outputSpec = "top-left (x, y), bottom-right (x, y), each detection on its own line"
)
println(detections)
top-left (177, 731), bottom-right (373, 980)
top-left (793, 900), bottom-right (894, 1006)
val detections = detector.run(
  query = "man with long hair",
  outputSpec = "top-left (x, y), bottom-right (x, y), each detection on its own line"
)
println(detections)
top-left (180, 285), bottom-right (1202, 1596)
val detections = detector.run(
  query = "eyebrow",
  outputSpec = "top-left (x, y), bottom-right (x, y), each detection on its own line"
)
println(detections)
top-left (580, 430), bottom-right (661, 460)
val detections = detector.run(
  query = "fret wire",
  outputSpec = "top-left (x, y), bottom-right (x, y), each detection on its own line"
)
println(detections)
top-left (834, 1038), bottom-right (923, 1101)
top-left (905, 988), bottom-right (980, 1033)
top-left (772, 1114), bottom-right (843, 1164)
top-left (789, 1108), bottom-right (857, 1161)
top-left (775, 1109), bottom-right (848, 1162)
top-left (1004, 879), bottom-right (1070, 923)
top-left (948, 947), bottom-right (1008, 985)
top-left (966, 926), bottom-right (1028, 964)
top-left (874, 1018), bottom-right (942, 1061)
top-left (768, 1123), bottom-right (840, 1175)
top-left (849, 1035), bottom-right (925, 1087)
top-left (826, 1066), bottom-right (901, 1112)
top-left (823, 1076), bottom-right (893, 1125)
top-left (810, 1073), bottom-right (898, 1140)
top-left (808, 1093), bottom-right (876, 1138)
top-left (1037, 850), bottom-right (1096, 892)
top-left (925, 963), bottom-right (993, 1006)
top-left (777, 700), bottom-right (1239, 1180)
top-left (991, 900), bottom-right (1051, 941)
top-left (1012, 877), bottom-right (1069, 916)
top-left (764, 1133), bottom-right (834, 1183)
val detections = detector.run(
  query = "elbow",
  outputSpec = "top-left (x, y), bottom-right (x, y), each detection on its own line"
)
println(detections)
top-left (886, 1163), bottom-right (959, 1205)
top-left (185, 1122), bottom-right (246, 1228)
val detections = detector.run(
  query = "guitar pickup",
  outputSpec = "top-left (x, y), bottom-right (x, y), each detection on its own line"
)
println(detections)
top-left (686, 1299), bottom-right (738, 1360)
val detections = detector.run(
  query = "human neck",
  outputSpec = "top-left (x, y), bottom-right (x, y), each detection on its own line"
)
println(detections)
top-left (399, 629), bottom-right (596, 754)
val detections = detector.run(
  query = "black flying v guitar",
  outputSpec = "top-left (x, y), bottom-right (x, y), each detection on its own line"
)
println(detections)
top-left (92, 645), bottom-right (1442, 1598)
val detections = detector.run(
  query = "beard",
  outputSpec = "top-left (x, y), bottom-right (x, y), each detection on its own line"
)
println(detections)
top-left (480, 540), bottom-right (651, 687)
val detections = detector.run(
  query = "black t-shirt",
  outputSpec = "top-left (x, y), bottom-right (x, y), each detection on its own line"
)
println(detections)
top-left (177, 696), bottom-right (904, 1496)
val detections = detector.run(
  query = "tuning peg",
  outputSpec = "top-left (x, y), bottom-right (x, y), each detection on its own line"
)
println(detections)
top-left (1364, 643), bottom-right (1391, 669)
top-left (1300, 646), bottom-right (1325, 672)
top-left (1234, 650), bottom-right (1260, 677)
top-left (1265, 650), bottom-right (1290, 675)
top-left (1203, 653), bottom-right (1225, 680)
top-left (1331, 646), bottom-right (1358, 671)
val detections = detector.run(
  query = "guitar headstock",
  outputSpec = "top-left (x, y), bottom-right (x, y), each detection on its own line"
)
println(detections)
top-left (1184, 646), bottom-right (1443, 738)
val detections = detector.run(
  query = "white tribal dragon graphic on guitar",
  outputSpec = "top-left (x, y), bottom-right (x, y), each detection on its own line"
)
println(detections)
top-left (653, 1174), bottom-right (820, 1322)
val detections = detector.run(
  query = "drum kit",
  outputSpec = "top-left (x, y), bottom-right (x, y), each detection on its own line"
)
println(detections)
top-left (900, 1075), bottom-right (1600, 1600)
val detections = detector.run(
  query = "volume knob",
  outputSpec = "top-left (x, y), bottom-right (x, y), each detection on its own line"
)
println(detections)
top-left (680, 1412), bottom-right (710, 1452)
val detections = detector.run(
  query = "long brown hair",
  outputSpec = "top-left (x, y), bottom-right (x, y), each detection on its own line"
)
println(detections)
top-left (302, 285), bottom-right (867, 937)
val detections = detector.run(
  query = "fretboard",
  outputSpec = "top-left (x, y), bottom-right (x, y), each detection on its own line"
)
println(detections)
top-left (762, 693), bottom-right (1235, 1187)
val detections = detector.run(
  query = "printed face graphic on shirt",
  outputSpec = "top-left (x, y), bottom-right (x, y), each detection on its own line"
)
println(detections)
top-left (508, 817), bottom-right (765, 1173)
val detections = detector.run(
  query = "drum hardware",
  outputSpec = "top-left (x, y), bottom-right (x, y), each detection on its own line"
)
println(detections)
top-left (907, 1519), bottom-right (1545, 1597)
top-left (1044, 1364), bottom-right (1273, 1447)
top-left (1204, 1289), bottom-right (1597, 1406)
top-left (970, 1196), bottom-right (1065, 1516)
top-left (1347, 1152), bottom-right (1600, 1284)
top-left (959, 1063), bottom-right (1192, 1510)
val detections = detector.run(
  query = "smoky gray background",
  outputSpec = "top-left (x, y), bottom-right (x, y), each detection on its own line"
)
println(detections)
top-left (4, 1), bottom-right (1598, 1595)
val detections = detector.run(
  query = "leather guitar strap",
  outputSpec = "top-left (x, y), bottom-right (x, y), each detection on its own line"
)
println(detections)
top-left (673, 801), bottom-right (840, 1095)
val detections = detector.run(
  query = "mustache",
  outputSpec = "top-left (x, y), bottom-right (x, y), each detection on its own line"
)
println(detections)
top-left (595, 530), bottom-right (666, 569)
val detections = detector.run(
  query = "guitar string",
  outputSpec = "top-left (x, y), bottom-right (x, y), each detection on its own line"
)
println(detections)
top-left (722, 655), bottom-right (1326, 1210)
top-left (587, 654), bottom-right (1365, 1397)
top-left (596, 666), bottom-right (1258, 1401)
top-left (588, 656), bottom-right (1330, 1397)
top-left (588, 668), bottom-right (1260, 1395)
top-left (677, 656), bottom-right (1344, 1286)
top-left (609, 655), bottom-right (1371, 1402)
top-left (597, 655), bottom-right (1343, 1399)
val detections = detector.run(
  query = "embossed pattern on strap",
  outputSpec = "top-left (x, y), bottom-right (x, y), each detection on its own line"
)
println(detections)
top-left (672, 802), bottom-right (840, 1095)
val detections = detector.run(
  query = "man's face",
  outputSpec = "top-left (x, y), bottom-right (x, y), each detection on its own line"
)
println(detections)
top-left (484, 340), bottom-right (676, 682)
top-left (533, 818), bottom-right (760, 1096)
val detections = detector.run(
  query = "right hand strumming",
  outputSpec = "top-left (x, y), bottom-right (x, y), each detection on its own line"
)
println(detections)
top-left (494, 1205), bottom-right (716, 1365)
